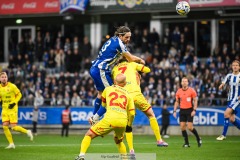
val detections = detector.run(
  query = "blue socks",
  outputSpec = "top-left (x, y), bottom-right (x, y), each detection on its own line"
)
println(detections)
top-left (222, 118), bottom-right (229, 136)
top-left (93, 98), bottom-right (101, 114)
top-left (232, 119), bottom-right (240, 130)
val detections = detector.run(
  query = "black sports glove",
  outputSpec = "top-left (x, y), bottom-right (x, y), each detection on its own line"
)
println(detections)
top-left (8, 103), bottom-right (16, 109)
top-left (125, 125), bottom-right (132, 132)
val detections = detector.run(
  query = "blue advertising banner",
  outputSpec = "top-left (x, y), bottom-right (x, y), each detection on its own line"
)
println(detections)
top-left (0, 107), bottom-right (240, 126)
top-left (60, 0), bottom-right (89, 14)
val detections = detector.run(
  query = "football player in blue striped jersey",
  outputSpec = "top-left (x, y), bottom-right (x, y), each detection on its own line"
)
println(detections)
top-left (217, 60), bottom-right (240, 140)
top-left (89, 26), bottom-right (145, 116)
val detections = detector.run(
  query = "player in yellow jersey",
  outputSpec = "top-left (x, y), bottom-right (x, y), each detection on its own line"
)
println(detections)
top-left (111, 58), bottom-right (168, 154)
top-left (75, 73), bottom-right (135, 160)
top-left (0, 72), bottom-right (33, 149)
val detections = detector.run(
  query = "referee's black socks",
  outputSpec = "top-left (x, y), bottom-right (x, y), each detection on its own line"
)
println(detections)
top-left (191, 128), bottom-right (200, 141)
top-left (182, 130), bottom-right (189, 145)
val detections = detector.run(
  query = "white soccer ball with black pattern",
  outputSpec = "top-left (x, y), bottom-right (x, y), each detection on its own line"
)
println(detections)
top-left (176, 1), bottom-right (190, 16)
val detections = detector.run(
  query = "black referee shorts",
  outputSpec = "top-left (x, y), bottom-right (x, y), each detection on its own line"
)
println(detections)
top-left (179, 108), bottom-right (193, 122)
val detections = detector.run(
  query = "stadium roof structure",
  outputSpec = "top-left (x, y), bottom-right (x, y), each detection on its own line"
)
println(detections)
top-left (0, 0), bottom-right (239, 18)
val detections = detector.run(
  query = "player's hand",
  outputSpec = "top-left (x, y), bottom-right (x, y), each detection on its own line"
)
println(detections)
top-left (8, 103), bottom-right (16, 109)
top-left (191, 110), bottom-right (196, 117)
top-left (125, 125), bottom-right (132, 132)
top-left (219, 84), bottom-right (224, 90)
top-left (173, 112), bottom-right (177, 118)
top-left (139, 59), bottom-right (145, 65)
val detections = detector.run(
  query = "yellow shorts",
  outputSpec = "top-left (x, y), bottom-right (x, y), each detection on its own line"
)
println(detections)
top-left (132, 93), bottom-right (151, 112)
top-left (90, 118), bottom-right (126, 140)
top-left (1, 109), bottom-right (18, 124)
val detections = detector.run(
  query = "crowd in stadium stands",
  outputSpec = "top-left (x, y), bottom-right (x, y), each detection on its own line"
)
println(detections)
top-left (4, 26), bottom-right (240, 107)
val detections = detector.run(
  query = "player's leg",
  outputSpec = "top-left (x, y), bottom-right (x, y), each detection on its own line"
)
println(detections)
top-left (11, 124), bottom-right (33, 141)
top-left (230, 103), bottom-right (240, 129)
top-left (81, 130), bottom-right (98, 154)
top-left (180, 121), bottom-right (189, 147)
top-left (75, 118), bottom-right (111, 160)
top-left (217, 107), bottom-right (232, 140)
top-left (3, 122), bottom-right (15, 149)
top-left (10, 111), bottom-right (33, 141)
top-left (125, 128), bottom-right (134, 154)
top-left (187, 111), bottom-right (201, 147)
top-left (230, 111), bottom-right (240, 129)
top-left (114, 130), bottom-right (127, 154)
top-left (75, 130), bottom-right (98, 160)
top-left (187, 121), bottom-right (201, 147)
top-left (144, 108), bottom-right (168, 147)
top-left (114, 135), bottom-right (128, 160)
top-left (2, 111), bottom-right (15, 149)
top-left (89, 68), bottom-right (113, 120)
top-left (134, 93), bottom-right (168, 147)
top-left (93, 95), bottom-right (102, 114)
top-left (180, 111), bottom-right (190, 147)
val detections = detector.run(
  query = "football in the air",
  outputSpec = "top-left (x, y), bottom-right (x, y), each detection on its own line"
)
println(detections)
top-left (176, 1), bottom-right (190, 16)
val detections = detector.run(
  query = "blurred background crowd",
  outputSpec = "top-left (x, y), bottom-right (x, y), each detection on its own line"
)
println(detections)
top-left (3, 25), bottom-right (240, 107)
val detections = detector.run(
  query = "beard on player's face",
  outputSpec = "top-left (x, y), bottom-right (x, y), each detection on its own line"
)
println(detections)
top-left (0, 78), bottom-right (7, 84)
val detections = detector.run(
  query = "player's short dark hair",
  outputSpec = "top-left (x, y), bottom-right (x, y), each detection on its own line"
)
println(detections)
top-left (118, 56), bottom-right (128, 63)
top-left (114, 26), bottom-right (131, 36)
top-left (181, 76), bottom-right (189, 82)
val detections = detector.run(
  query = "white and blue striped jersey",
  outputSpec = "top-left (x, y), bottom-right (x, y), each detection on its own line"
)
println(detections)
top-left (223, 73), bottom-right (240, 101)
top-left (92, 36), bottom-right (129, 70)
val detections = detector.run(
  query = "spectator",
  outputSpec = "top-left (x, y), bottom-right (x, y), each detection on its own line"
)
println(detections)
top-left (64, 92), bottom-right (71, 106)
top-left (33, 89), bottom-right (44, 107)
top-left (72, 36), bottom-right (80, 52)
top-left (55, 49), bottom-right (65, 73)
top-left (64, 38), bottom-right (71, 53)
top-left (43, 32), bottom-right (52, 51)
top-left (32, 106), bottom-right (39, 136)
top-left (80, 36), bottom-right (92, 59)
top-left (71, 92), bottom-right (82, 107)
top-left (50, 92), bottom-right (57, 106)
top-left (35, 32), bottom-right (43, 61)
top-left (71, 49), bottom-right (81, 73)
top-left (161, 104), bottom-right (170, 138)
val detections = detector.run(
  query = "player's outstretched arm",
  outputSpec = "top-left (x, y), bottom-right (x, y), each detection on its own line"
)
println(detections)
top-left (219, 83), bottom-right (225, 90)
top-left (173, 100), bottom-right (179, 118)
top-left (122, 52), bottom-right (145, 64)
top-left (136, 63), bottom-right (151, 73)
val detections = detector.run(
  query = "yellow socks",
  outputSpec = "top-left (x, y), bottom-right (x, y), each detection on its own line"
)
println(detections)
top-left (3, 126), bottom-right (14, 144)
top-left (125, 132), bottom-right (134, 151)
top-left (149, 117), bottom-right (161, 141)
top-left (12, 126), bottom-right (27, 134)
top-left (80, 136), bottom-right (91, 154)
top-left (116, 142), bottom-right (127, 154)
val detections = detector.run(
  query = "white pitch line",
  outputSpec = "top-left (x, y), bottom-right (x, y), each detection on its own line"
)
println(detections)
top-left (0, 141), bottom-right (239, 147)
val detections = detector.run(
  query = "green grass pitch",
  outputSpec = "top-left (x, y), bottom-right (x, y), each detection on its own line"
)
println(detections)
top-left (0, 134), bottom-right (240, 160)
